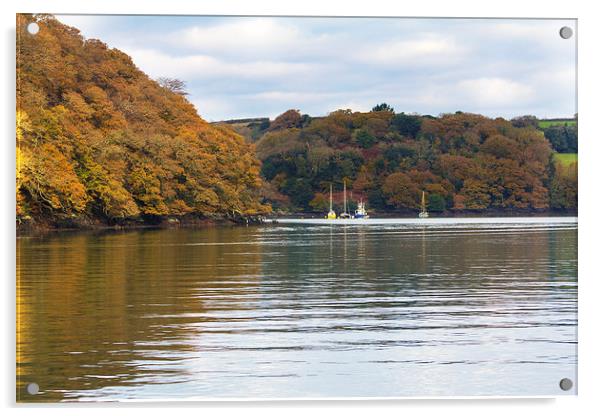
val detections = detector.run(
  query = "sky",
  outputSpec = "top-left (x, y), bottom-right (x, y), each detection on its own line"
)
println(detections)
top-left (56, 15), bottom-right (576, 122)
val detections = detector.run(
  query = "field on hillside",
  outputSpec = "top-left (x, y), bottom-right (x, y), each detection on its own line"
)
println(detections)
top-left (554, 153), bottom-right (578, 167)
top-left (539, 119), bottom-right (577, 128)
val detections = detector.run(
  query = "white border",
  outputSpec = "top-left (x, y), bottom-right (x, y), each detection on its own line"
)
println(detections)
top-left (3, 1), bottom-right (600, 415)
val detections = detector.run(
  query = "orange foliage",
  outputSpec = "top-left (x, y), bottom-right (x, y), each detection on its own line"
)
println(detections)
top-left (16, 14), bottom-right (269, 225)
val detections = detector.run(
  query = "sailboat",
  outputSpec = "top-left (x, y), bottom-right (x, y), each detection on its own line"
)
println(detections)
top-left (354, 199), bottom-right (369, 219)
top-left (419, 191), bottom-right (429, 218)
top-left (339, 179), bottom-right (351, 219)
top-left (326, 183), bottom-right (337, 219)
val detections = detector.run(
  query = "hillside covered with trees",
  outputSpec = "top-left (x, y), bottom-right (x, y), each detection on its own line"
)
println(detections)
top-left (247, 107), bottom-right (577, 214)
top-left (16, 15), bottom-right (577, 228)
top-left (16, 15), bottom-right (269, 229)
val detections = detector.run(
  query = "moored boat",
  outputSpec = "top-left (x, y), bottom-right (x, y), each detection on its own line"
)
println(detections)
top-left (354, 200), bottom-right (369, 219)
top-left (326, 183), bottom-right (336, 219)
top-left (419, 191), bottom-right (429, 218)
top-left (339, 180), bottom-right (351, 219)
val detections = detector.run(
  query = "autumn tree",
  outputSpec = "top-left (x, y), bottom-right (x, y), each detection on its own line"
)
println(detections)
top-left (268, 109), bottom-right (304, 131)
top-left (456, 179), bottom-right (491, 210)
top-left (382, 172), bottom-right (420, 209)
top-left (16, 14), bottom-right (269, 227)
top-left (511, 115), bottom-right (539, 129)
top-left (156, 77), bottom-right (188, 95)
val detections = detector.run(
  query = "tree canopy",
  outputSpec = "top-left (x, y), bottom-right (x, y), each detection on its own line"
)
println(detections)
top-left (16, 14), bottom-right (269, 227)
top-left (251, 108), bottom-right (576, 213)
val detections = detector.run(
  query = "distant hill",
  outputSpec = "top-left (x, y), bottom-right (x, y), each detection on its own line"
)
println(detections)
top-left (213, 118), bottom-right (271, 142)
top-left (16, 14), bottom-right (269, 228)
top-left (249, 109), bottom-right (577, 214)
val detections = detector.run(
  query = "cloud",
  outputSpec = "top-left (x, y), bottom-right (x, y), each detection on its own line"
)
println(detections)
top-left (359, 35), bottom-right (467, 66)
top-left (172, 18), bottom-right (301, 53)
top-left (250, 91), bottom-right (340, 103)
top-left (484, 21), bottom-right (577, 45)
top-left (53, 15), bottom-right (576, 120)
top-left (456, 77), bottom-right (535, 107)
top-left (189, 97), bottom-right (234, 122)
top-left (124, 48), bottom-right (318, 81)
top-left (54, 14), bottom-right (107, 34)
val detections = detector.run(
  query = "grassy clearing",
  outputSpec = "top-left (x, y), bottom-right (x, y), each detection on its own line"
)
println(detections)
top-left (554, 153), bottom-right (578, 167)
top-left (539, 119), bottom-right (577, 129)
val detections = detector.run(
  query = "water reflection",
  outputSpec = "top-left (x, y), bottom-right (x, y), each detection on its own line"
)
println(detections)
top-left (17, 221), bottom-right (577, 401)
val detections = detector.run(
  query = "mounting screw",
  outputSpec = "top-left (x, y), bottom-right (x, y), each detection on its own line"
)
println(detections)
top-left (559, 26), bottom-right (573, 39)
top-left (26, 382), bottom-right (39, 395)
top-left (559, 378), bottom-right (573, 391)
top-left (26, 22), bottom-right (40, 35)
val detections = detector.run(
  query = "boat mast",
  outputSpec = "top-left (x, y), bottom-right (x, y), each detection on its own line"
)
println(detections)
top-left (329, 183), bottom-right (333, 211)
top-left (421, 191), bottom-right (426, 213)
top-left (343, 179), bottom-right (347, 214)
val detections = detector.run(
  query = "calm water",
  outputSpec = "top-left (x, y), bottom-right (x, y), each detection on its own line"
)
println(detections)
top-left (16, 218), bottom-right (577, 401)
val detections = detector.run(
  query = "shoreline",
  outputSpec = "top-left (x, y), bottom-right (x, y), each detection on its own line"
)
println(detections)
top-left (15, 215), bottom-right (261, 237)
top-left (17, 209), bottom-right (577, 236)
top-left (267, 209), bottom-right (577, 221)
top-left (273, 216), bottom-right (578, 226)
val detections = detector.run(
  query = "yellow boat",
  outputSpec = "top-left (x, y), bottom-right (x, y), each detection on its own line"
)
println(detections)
top-left (326, 184), bottom-right (337, 219)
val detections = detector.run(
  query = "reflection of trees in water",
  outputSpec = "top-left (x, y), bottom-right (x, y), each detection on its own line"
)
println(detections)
top-left (16, 225), bottom-right (577, 401)
top-left (17, 227), bottom-right (263, 402)
top-left (546, 229), bottom-right (578, 281)
top-left (260, 226), bottom-right (577, 313)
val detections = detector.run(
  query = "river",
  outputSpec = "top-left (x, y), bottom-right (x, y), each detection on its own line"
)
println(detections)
top-left (16, 217), bottom-right (577, 401)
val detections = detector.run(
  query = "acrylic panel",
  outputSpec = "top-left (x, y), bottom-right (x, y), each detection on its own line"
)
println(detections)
top-left (16, 14), bottom-right (577, 402)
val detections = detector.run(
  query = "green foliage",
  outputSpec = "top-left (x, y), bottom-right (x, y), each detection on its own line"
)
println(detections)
top-left (371, 103), bottom-right (395, 113)
top-left (283, 178), bottom-right (314, 209)
top-left (550, 173), bottom-right (577, 210)
top-left (353, 129), bottom-right (376, 148)
top-left (391, 113), bottom-right (421, 138)
top-left (549, 154), bottom-right (577, 210)
top-left (309, 193), bottom-right (329, 211)
top-left (544, 125), bottom-right (578, 153)
top-left (427, 194), bottom-right (446, 212)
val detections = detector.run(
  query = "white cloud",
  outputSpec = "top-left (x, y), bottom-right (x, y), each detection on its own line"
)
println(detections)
top-left (189, 97), bottom-right (234, 122)
top-left (124, 48), bottom-right (317, 80)
top-left (53, 15), bottom-right (576, 120)
top-left (170, 18), bottom-right (302, 53)
top-left (358, 35), bottom-right (467, 66)
top-left (250, 91), bottom-right (339, 103)
top-left (55, 14), bottom-right (106, 34)
top-left (484, 21), bottom-right (576, 45)
top-left (456, 77), bottom-right (535, 107)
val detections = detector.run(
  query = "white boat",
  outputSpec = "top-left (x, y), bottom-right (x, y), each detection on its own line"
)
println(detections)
top-left (339, 179), bottom-right (351, 219)
top-left (354, 200), bottom-right (369, 219)
top-left (419, 191), bottom-right (429, 218)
